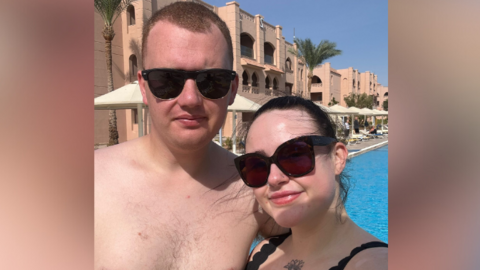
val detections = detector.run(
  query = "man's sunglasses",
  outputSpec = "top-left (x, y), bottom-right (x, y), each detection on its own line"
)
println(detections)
top-left (234, 136), bottom-right (337, 188)
top-left (141, 68), bottom-right (236, 100)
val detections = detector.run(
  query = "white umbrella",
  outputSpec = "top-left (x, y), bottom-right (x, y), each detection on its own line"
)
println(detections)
top-left (94, 81), bottom-right (147, 136)
top-left (226, 94), bottom-right (262, 154)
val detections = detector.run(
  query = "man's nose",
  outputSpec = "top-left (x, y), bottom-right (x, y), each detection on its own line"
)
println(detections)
top-left (176, 79), bottom-right (203, 107)
top-left (267, 163), bottom-right (290, 188)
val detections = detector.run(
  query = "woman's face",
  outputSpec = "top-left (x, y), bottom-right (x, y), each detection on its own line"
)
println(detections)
top-left (246, 109), bottom-right (346, 228)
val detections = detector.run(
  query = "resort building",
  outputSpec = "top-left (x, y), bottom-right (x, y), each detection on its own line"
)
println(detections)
top-left (94, 0), bottom-right (387, 147)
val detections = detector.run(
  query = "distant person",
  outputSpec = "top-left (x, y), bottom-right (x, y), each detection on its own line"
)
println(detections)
top-left (235, 96), bottom-right (388, 270)
top-left (354, 116), bottom-right (360, 134)
top-left (364, 118), bottom-right (370, 129)
top-left (369, 125), bottom-right (377, 134)
top-left (95, 2), bottom-right (284, 269)
top-left (344, 119), bottom-right (350, 138)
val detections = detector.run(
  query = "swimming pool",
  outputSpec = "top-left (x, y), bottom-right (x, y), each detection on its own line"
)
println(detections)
top-left (345, 145), bottom-right (388, 243)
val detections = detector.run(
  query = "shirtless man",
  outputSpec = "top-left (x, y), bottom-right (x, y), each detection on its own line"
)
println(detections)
top-left (95, 2), bottom-right (282, 270)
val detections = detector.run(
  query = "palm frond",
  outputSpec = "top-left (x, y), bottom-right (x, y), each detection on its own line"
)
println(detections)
top-left (292, 37), bottom-right (342, 72)
top-left (94, 0), bottom-right (136, 26)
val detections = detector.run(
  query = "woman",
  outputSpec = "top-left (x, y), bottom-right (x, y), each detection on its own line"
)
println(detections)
top-left (234, 96), bottom-right (387, 270)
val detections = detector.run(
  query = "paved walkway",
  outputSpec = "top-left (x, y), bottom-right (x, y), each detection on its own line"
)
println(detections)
top-left (346, 134), bottom-right (388, 158)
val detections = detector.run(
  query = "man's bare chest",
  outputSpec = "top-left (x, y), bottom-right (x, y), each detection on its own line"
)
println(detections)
top-left (96, 187), bottom-right (258, 270)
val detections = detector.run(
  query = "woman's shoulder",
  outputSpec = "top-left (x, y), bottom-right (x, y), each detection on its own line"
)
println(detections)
top-left (343, 241), bottom-right (388, 270)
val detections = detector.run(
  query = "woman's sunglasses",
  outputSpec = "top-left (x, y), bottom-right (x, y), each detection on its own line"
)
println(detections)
top-left (141, 68), bottom-right (236, 100)
top-left (234, 136), bottom-right (337, 188)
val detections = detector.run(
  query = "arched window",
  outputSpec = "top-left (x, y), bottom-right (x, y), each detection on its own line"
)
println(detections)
top-left (240, 33), bottom-right (255, 58)
top-left (264, 43), bottom-right (275, 64)
top-left (242, 71), bottom-right (249, 85)
top-left (300, 69), bottom-right (303, 79)
top-left (285, 58), bottom-right (292, 71)
top-left (252, 72), bottom-right (258, 87)
top-left (127, 5), bottom-right (135, 26)
top-left (273, 78), bottom-right (278, 90)
top-left (312, 76), bottom-right (322, 84)
top-left (265, 76), bottom-right (270, 89)
top-left (129, 54), bottom-right (137, 82)
top-left (353, 79), bottom-right (356, 88)
top-left (384, 92), bottom-right (388, 97)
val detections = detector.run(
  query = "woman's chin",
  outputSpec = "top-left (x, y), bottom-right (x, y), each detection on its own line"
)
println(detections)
top-left (272, 210), bottom-right (304, 228)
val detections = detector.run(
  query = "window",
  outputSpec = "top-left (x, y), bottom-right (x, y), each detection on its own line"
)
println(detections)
top-left (240, 33), bottom-right (255, 58)
top-left (127, 5), bottom-right (135, 26)
top-left (384, 92), bottom-right (388, 97)
top-left (132, 109), bottom-right (138, 124)
top-left (129, 54), bottom-right (137, 82)
top-left (273, 78), bottom-right (278, 90)
top-left (311, 92), bottom-right (323, 101)
top-left (300, 69), bottom-right (303, 79)
top-left (264, 43), bottom-right (275, 64)
top-left (265, 76), bottom-right (270, 89)
top-left (285, 58), bottom-right (292, 70)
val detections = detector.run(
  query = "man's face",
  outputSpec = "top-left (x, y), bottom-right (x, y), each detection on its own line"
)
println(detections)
top-left (138, 21), bottom-right (238, 150)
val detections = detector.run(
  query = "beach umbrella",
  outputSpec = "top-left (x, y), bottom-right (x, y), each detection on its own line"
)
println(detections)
top-left (94, 81), bottom-right (147, 137)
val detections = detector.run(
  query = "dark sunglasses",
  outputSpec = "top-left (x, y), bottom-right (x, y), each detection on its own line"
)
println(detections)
top-left (234, 136), bottom-right (337, 188)
top-left (141, 68), bottom-right (236, 100)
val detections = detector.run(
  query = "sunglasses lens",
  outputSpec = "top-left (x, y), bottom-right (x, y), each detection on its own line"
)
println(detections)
top-left (148, 71), bottom-right (184, 99)
top-left (238, 155), bottom-right (269, 187)
top-left (196, 70), bottom-right (231, 99)
top-left (277, 141), bottom-right (314, 176)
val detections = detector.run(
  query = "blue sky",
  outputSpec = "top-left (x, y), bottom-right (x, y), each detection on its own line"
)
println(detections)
top-left (206, 0), bottom-right (388, 86)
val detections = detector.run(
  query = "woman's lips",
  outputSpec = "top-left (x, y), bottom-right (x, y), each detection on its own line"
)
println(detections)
top-left (269, 191), bottom-right (302, 205)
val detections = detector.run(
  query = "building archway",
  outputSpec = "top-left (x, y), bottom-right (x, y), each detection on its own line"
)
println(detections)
top-left (242, 70), bottom-right (249, 85)
top-left (252, 72), bottom-right (258, 87)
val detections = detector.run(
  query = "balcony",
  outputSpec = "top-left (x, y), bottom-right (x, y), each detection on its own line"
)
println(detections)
top-left (241, 46), bottom-right (254, 59)
top-left (311, 83), bottom-right (323, 87)
top-left (242, 85), bottom-right (260, 94)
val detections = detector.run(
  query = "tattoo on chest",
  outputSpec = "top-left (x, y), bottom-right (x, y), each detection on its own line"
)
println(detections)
top-left (284, 259), bottom-right (304, 270)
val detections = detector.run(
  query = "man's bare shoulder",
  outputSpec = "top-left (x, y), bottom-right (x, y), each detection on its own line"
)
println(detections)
top-left (95, 138), bottom-right (143, 178)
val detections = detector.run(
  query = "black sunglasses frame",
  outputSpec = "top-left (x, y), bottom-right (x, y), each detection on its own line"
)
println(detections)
top-left (234, 135), bottom-right (337, 188)
top-left (141, 68), bottom-right (237, 100)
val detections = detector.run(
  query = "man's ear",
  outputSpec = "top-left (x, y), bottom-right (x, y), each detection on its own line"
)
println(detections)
top-left (138, 70), bottom-right (149, 105)
top-left (333, 143), bottom-right (348, 175)
top-left (228, 74), bottom-right (239, 105)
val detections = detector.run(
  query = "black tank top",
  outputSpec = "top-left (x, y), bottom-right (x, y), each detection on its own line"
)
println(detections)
top-left (245, 231), bottom-right (388, 270)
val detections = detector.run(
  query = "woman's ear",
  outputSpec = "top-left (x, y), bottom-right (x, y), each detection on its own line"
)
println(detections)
top-left (333, 143), bottom-right (348, 175)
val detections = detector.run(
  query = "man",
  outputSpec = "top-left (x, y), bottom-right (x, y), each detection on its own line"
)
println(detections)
top-left (354, 116), bottom-right (360, 134)
top-left (344, 119), bottom-right (350, 138)
top-left (95, 2), bottom-right (282, 270)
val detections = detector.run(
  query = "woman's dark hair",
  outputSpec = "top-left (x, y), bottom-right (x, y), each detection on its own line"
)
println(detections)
top-left (244, 96), bottom-right (350, 217)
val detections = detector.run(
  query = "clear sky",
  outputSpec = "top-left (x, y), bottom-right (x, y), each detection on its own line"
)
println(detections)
top-left (206, 0), bottom-right (388, 86)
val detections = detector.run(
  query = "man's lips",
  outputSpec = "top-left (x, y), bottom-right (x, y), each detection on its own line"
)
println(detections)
top-left (174, 115), bottom-right (207, 127)
top-left (269, 191), bottom-right (302, 205)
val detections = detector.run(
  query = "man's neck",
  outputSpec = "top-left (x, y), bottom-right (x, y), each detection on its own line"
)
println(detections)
top-left (142, 133), bottom-right (215, 178)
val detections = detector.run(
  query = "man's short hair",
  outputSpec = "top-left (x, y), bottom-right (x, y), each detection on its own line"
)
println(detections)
top-left (142, 2), bottom-right (234, 69)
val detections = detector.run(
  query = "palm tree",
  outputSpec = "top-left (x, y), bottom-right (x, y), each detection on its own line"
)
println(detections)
top-left (343, 93), bottom-right (374, 109)
top-left (94, 0), bottom-right (135, 145)
top-left (289, 38), bottom-right (341, 99)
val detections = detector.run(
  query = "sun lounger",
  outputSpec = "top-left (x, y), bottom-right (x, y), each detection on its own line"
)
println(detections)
top-left (360, 130), bottom-right (384, 139)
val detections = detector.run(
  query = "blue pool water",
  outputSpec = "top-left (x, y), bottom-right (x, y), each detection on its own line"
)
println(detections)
top-left (345, 145), bottom-right (388, 243)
